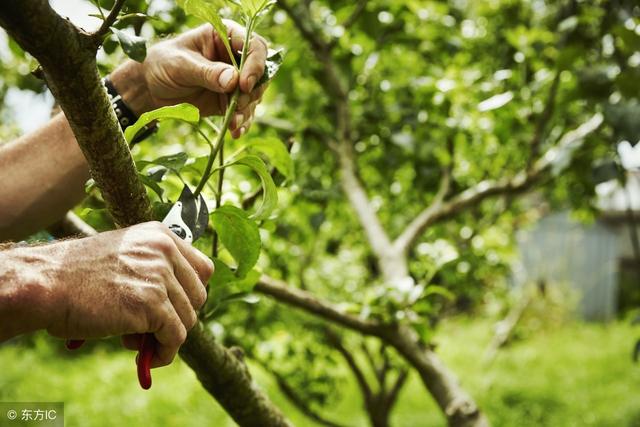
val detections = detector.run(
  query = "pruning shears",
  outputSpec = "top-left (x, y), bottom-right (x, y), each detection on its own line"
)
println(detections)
top-left (67, 185), bottom-right (209, 390)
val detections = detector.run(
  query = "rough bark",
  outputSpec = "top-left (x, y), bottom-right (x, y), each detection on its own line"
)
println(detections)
top-left (180, 323), bottom-right (292, 427)
top-left (0, 2), bottom-right (290, 425)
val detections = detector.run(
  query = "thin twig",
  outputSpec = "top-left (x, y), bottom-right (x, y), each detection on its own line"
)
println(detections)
top-left (92, 0), bottom-right (126, 42)
top-left (194, 17), bottom-right (255, 197)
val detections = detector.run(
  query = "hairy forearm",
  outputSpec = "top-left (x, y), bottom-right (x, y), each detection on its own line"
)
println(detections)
top-left (0, 244), bottom-right (57, 341)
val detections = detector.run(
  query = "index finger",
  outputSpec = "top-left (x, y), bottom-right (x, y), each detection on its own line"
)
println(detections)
top-left (225, 19), bottom-right (268, 93)
top-left (161, 225), bottom-right (214, 285)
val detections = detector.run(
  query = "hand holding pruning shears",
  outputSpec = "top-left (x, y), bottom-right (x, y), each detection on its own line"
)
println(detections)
top-left (67, 185), bottom-right (210, 389)
top-left (136, 185), bottom-right (209, 389)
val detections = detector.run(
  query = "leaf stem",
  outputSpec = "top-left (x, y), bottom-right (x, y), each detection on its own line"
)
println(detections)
top-left (193, 16), bottom-right (256, 198)
top-left (94, 0), bottom-right (106, 20)
top-left (213, 144), bottom-right (225, 258)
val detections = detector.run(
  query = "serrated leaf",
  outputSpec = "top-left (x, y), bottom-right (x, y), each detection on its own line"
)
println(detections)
top-left (178, 0), bottom-right (237, 68)
top-left (243, 137), bottom-right (294, 179)
top-left (125, 103), bottom-right (200, 143)
top-left (210, 205), bottom-right (261, 278)
top-left (222, 155), bottom-right (278, 219)
top-left (257, 49), bottom-right (284, 87)
top-left (110, 27), bottom-right (147, 62)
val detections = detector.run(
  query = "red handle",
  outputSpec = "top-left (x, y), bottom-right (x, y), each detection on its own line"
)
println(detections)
top-left (137, 333), bottom-right (156, 390)
top-left (66, 339), bottom-right (85, 350)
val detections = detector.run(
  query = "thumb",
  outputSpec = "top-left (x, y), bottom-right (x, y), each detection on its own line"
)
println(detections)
top-left (187, 54), bottom-right (239, 94)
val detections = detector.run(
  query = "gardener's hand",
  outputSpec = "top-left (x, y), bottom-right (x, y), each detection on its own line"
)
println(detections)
top-left (111, 21), bottom-right (269, 139)
top-left (0, 222), bottom-right (213, 368)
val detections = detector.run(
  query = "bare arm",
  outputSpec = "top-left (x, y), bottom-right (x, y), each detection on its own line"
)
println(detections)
top-left (0, 113), bottom-right (88, 241)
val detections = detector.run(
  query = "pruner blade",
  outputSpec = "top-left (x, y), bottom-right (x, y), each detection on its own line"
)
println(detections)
top-left (162, 185), bottom-right (209, 243)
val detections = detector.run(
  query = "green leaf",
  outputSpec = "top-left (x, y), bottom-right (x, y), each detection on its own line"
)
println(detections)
top-left (243, 137), bottom-right (294, 179)
top-left (151, 201), bottom-right (173, 221)
top-left (210, 205), bottom-right (261, 278)
top-left (257, 49), bottom-right (284, 87)
top-left (125, 103), bottom-right (200, 144)
top-left (222, 155), bottom-right (278, 219)
top-left (203, 258), bottom-right (260, 318)
top-left (230, 0), bottom-right (276, 18)
top-left (177, 0), bottom-right (237, 68)
top-left (137, 152), bottom-right (189, 171)
top-left (139, 173), bottom-right (165, 200)
top-left (110, 27), bottom-right (147, 62)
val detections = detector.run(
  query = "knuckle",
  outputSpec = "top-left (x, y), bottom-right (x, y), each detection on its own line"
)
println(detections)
top-left (200, 63), bottom-right (216, 84)
top-left (152, 233), bottom-right (176, 255)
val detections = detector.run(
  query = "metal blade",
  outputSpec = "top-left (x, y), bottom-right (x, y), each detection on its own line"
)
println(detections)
top-left (192, 193), bottom-right (209, 242)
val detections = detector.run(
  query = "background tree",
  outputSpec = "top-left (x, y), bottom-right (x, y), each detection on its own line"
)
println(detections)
top-left (0, 0), bottom-right (639, 426)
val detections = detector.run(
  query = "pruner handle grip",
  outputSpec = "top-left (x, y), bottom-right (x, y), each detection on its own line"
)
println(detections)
top-left (137, 333), bottom-right (156, 390)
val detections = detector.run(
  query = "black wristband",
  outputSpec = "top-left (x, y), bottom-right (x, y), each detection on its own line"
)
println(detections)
top-left (103, 76), bottom-right (156, 144)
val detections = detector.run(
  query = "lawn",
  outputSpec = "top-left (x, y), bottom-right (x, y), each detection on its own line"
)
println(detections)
top-left (1, 318), bottom-right (638, 426)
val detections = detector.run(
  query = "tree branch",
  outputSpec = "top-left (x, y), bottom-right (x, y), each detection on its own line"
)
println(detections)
top-left (279, 0), bottom-right (394, 265)
top-left (385, 369), bottom-right (409, 413)
top-left (393, 114), bottom-right (604, 254)
top-left (255, 275), bottom-right (382, 335)
top-left (266, 366), bottom-right (348, 427)
top-left (92, 0), bottom-right (126, 43)
top-left (324, 328), bottom-right (373, 404)
top-left (0, 2), bottom-right (290, 425)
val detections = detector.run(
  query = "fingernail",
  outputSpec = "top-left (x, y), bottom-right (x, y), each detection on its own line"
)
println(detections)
top-left (239, 126), bottom-right (247, 136)
top-left (219, 67), bottom-right (235, 90)
top-left (247, 75), bottom-right (257, 92)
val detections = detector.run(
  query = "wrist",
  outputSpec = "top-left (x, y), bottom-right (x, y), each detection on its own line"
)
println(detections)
top-left (109, 60), bottom-right (155, 116)
top-left (0, 245), bottom-right (65, 340)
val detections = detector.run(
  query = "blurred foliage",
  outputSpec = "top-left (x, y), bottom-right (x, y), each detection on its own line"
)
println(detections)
top-left (1, 0), bottom-right (640, 423)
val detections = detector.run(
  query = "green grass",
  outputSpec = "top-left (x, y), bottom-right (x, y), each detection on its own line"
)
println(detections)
top-left (1, 319), bottom-right (639, 426)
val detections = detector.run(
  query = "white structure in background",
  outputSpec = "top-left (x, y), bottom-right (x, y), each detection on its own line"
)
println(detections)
top-left (514, 142), bottom-right (640, 321)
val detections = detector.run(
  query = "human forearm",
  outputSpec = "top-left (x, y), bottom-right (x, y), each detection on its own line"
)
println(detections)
top-left (0, 64), bottom-right (153, 242)
top-left (0, 113), bottom-right (90, 241)
top-left (0, 244), bottom-right (58, 341)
